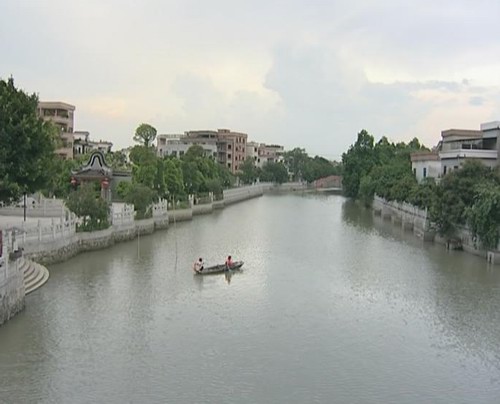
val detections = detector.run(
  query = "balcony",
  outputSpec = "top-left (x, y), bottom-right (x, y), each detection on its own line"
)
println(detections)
top-left (439, 149), bottom-right (497, 160)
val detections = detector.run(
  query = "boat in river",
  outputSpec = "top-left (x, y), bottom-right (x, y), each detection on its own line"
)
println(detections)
top-left (194, 261), bottom-right (244, 275)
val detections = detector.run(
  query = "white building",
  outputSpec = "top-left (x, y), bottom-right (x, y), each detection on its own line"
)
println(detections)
top-left (156, 134), bottom-right (217, 159)
top-left (410, 151), bottom-right (441, 182)
top-left (411, 120), bottom-right (500, 181)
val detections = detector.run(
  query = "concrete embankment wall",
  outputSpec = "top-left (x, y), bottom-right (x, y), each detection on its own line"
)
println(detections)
top-left (0, 257), bottom-right (25, 326)
top-left (22, 185), bottom-right (268, 265)
top-left (372, 195), bottom-right (500, 264)
top-left (24, 217), bottom-right (158, 265)
top-left (372, 196), bottom-right (434, 241)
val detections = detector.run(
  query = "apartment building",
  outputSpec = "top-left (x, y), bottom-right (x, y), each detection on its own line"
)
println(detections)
top-left (245, 142), bottom-right (286, 168)
top-left (157, 133), bottom-right (217, 159)
top-left (246, 141), bottom-right (260, 163)
top-left (215, 129), bottom-right (248, 174)
top-left (38, 101), bottom-right (75, 159)
top-left (257, 143), bottom-right (284, 168)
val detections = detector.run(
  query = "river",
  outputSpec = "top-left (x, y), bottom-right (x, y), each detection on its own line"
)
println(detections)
top-left (1, 194), bottom-right (499, 403)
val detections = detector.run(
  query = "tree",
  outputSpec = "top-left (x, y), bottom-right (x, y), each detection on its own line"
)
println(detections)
top-left (239, 158), bottom-right (259, 184)
top-left (430, 160), bottom-right (500, 236)
top-left (129, 145), bottom-right (157, 188)
top-left (283, 148), bottom-right (308, 181)
top-left (260, 162), bottom-right (288, 184)
top-left (133, 123), bottom-right (157, 147)
top-left (164, 158), bottom-right (184, 198)
top-left (121, 183), bottom-right (156, 219)
top-left (0, 77), bottom-right (56, 203)
top-left (467, 184), bottom-right (500, 249)
top-left (65, 183), bottom-right (109, 231)
top-left (107, 150), bottom-right (129, 170)
top-left (342, 129), bottom-right (376, 198)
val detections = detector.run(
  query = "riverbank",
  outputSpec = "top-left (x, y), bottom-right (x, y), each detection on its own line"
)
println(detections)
top-left (18, 184), bottom-right (285, 265)
top-left (372, 195), bottom-right (500, 264)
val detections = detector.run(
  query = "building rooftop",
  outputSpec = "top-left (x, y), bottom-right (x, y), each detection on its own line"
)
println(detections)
top-left (38, 101), bottom-right (76, 111)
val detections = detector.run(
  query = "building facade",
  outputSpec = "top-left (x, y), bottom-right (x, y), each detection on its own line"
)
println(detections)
top-left (411, 120), bottom-right (500, 181)
top-left (38, 101), bottom-right (75, 159)
top-left (410, 151), bottom-right (441, 182)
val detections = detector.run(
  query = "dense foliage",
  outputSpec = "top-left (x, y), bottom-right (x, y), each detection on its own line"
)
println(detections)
top-left (342, 128), bottom-right (500, 249)
top-left (65, 183), bottom-right (110, 231)
top-left (283, 147), bottom-right (341, 182)
top-left (342, 130), bottom-right (426, 205)
top-left (0, 77), bottom-right (56, 203)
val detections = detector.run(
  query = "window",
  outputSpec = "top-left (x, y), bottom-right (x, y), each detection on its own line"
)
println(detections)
top-left (179, 151), bottom-right (184, 156)
top-left (454, 165), bottom-right (458, 170)
top-left (227, 163), bottom-right (231, 168)
top-left (443, 166), bottom-right (447, 175)
top-left (228, 144), bottom-right (232, 150)
top-left (413, 168), bottom-right (416, 176)
top-left (228, 153), bottom-right (232, 159)
top-left (423, 167), bottom-right (427, 178)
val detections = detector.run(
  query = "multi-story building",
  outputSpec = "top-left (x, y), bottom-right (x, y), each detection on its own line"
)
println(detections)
top-left (73, 132), bottom-right (113, 156)
top-left (257, 143), bottom-right (284, 168)
top-left (246, 141), bottom-right (260, 164)
top-left (38, 101), bottom-right (75, 159)
top-left (245, 142), bottom-right (285, 168)
top-left (73, 131), bottom-right (90, 156)
top-left (157, 133), bottom-right (217, 159)
top-left (87, 140), bottom-right (113, 154)
top-left (410, 121), bottom-right (500, 182)
top-left (215, 129), bottom-right (247, 174)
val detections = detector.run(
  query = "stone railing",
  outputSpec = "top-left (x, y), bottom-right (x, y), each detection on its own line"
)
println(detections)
top-left (111, 203), bottom-right (135, 228)
top-left (6, 215), bottom-right (78, 249)
top-left (0, 197), bottom-right (67, 218)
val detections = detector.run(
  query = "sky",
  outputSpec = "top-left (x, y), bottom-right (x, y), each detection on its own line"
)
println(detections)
top-left (2, 0), bottom-right (500, 160)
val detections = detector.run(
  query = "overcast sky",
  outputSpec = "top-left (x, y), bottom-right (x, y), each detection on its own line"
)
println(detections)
top-left (2, 0), bottom-right (500, 159)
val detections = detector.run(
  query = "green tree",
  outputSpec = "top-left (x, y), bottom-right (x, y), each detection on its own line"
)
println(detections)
top-left (358, 175), bottom-right (376, 207)
top-left (430, 160), bottom-right (500, 236)
top-left (65, 183), bottom-right (110, 231)
top-left (130, 145), bottom-right (157, 188)
top-left (0, 77), bottom-right (57, 203)
top-left (164, 158), bottom-right (184, 198)
top-left (283, 148), bottom-right (308, 181)
top-left (239, 158), bottom-right (259, 184)
top-left (133, 123), bottom-right (157, 147)
top-left (342, 130), bottom-right (376, 198)
top-left (107, 150), bottom-right (129, 170)
top-left (467, 184), bottom-right (500, 249)
top-left (261, 162), bottom-right (288, 184)
top-left (122, 183), bottom-right (156, 219)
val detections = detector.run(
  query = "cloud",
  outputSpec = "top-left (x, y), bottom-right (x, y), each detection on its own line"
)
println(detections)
top-left (2, 0), bottom-right (500, 156)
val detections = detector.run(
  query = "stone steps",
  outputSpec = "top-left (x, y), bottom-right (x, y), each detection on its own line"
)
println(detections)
top-left (22, 258), bottom-right (50, 295)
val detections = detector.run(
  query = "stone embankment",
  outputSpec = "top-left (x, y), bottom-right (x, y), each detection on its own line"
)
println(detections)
top-left (0, 182), bottom-right (309, 326)
top-left (15, 184), bottom-right (270, 265)
top-left (0, 256), bottom-right (25, 326)
top-left (372, 195), bottom-right (500, 264)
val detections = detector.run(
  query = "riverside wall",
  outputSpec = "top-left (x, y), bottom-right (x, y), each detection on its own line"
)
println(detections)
top-left (20, 184), bottom-right (268, 265)
top-left (0, 249), bottom-right (25, 327)
top-left (372, 195), bottom-right (500, 264)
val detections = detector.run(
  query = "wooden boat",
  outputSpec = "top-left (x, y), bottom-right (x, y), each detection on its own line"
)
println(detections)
top-left (194, 261), bottom-right (244, 275)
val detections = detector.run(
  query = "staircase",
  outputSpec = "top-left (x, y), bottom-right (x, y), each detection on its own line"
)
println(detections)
top-left (21, 258), bottom-right (50, 295)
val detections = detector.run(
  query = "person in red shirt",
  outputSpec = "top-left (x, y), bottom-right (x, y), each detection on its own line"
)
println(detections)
top-left (225, 255), bottom-right (233, 269)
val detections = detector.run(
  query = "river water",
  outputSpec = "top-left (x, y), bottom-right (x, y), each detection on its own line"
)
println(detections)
top-left (1, 194), bottom-right (499, 403)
